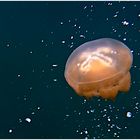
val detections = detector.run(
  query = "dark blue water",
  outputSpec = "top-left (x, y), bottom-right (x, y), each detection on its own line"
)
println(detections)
top-left (0, 1), bottom-right (139, 138)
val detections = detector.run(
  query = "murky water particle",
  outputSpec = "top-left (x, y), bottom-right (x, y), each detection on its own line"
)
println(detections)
top-left (122, 21), bottom-right (129, 25)
top-left (9, 129), bottom-right (13, 133)
top-left (53, 79), bottom-right (57, 82)
top-left (108, 118), bottom-right (111, 121)
top-left (62, 41), bottom-right (65, 44)
top-left (25, 118), bottom-right (31, 123)
top-left (126, 112), bottom-right (132, 117)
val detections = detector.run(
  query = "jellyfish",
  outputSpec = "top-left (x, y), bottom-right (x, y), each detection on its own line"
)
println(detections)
top-left (64, 38), bottom-right (133, 100)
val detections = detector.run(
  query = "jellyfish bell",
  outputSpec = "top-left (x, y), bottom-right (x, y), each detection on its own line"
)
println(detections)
top-left (64, 38), bottom-right (133, 100)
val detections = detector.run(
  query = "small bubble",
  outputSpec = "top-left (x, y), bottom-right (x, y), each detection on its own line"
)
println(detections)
top-left (108, 2), bottom-right (112, 5)
top-left (37, 106), bottom-right (41, 110)
top-left (87, 110), bottom-right (90, 114)
top-left (108, 118), bottom-right (111, 121)
top-left (134, 65), bottom-right (137, 68)
top-left (122, 6), bottom-right (125, 9)
top-left (25, 118), bottom-right (31, 123)
top-left (114, 132), bottom-right (117, 136)
top-left (31, 112), bottom-right (35, 115)
top-left (80, 35), bottom-right (85, 38)
top-left (70, 45), bottom-right (73, 48)
top-left (29, 87), bottom-right (33, 90)
top-left (84, 6), bottom-right (87, 9)
top-left (118, 34), bottom-right (121, 38)
top-left (62, 41), bottom-right (65, 44)
top-left (90, 109), bottom-right (94, 113)
top-left (123, 38), bottom-right (126, 41)
top-left (53, 79), bottom-right (57, 82)
top-left (9, 129), bottom-right (13, 133)
top-left (85, 130), bottom-right (88, 134)
top-left (126, 112), bottom-right (132, 118)
top-left (71, 36), bottom-right (74, 39)
top-left (131, 23), bottom-right (134, 26)
top-left (78, 112), bottom-right (81, 115)
top-left (52, 64), bottom-right (58, 67)
top-left (122, 21), bottom-right (129, 26)
top-left (19, 118), bottom-right (22, 123)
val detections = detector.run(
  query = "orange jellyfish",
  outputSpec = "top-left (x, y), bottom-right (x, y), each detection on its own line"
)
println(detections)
top-left (64, 38), bottom-right (133, 100)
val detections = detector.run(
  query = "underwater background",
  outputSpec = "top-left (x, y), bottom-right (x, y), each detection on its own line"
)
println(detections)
top-left (0, 1), bottom-right (140, 139)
